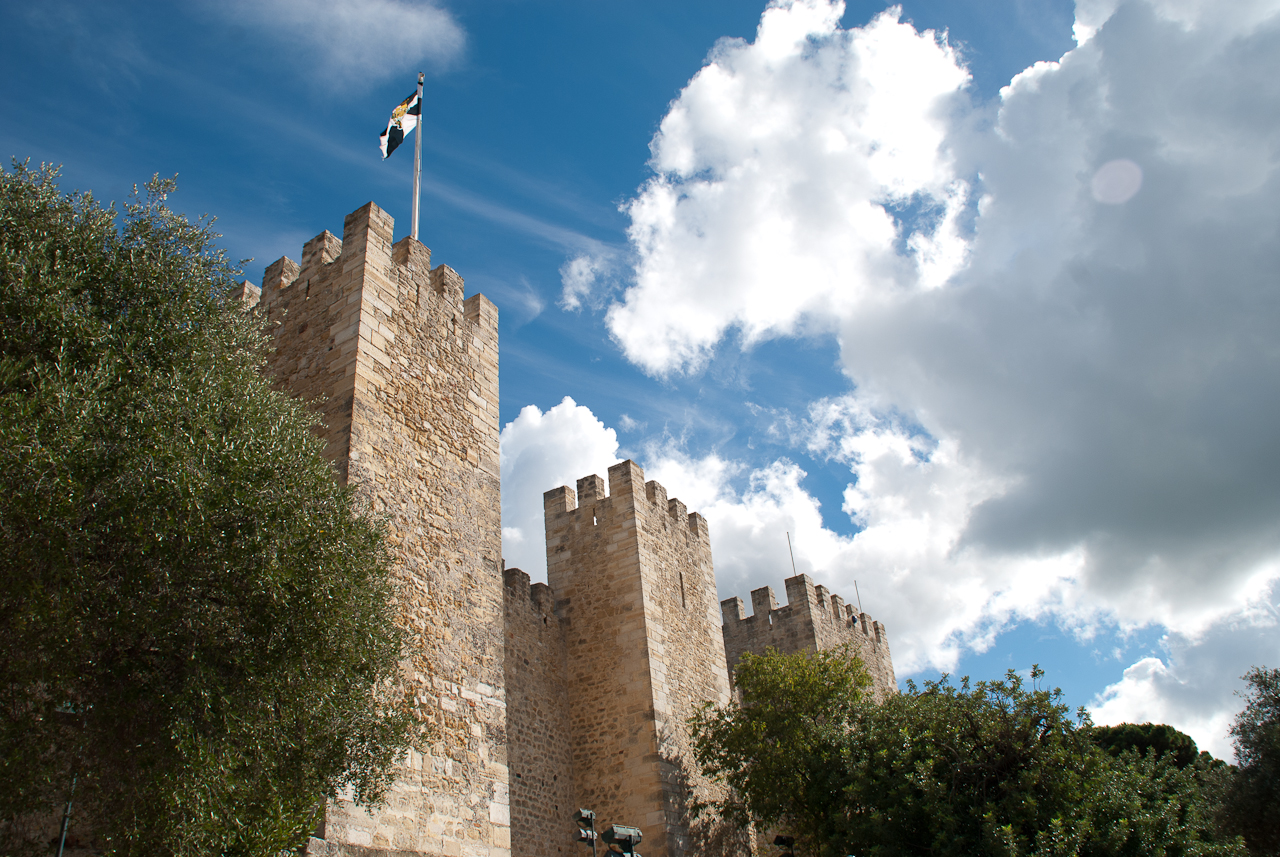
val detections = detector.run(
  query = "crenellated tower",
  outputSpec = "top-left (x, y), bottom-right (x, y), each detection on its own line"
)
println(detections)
top-left (248, 200), bottom-right (897, 857)
top-left (253, 202), bottom-right (508, 857)
top-left (539, 461), bottom-right (732, 857)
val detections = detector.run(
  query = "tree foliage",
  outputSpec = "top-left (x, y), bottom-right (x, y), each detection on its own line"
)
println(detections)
top-left (1225, 666), bottom-right (1280, 855)
top-left (691, 646), bottom-right (869, 848)
top-left (693, 650), bottom-right (1246, 857)
top-left (0, 162), bottom-right (411, 856)
top-left (832, 669), bottom-right (1106, 856)
top-left (1090, 723), bottom-right (1202, 769)
top-left (1071, 749), bottom-right (1239, 857)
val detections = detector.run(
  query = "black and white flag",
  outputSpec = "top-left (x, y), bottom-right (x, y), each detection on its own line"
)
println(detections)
top-left (379, 91), bottom-right (421, 159)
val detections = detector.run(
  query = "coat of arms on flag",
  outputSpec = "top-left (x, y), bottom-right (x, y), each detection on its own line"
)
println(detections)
top-left (380, 91), bottom-right (421, 160)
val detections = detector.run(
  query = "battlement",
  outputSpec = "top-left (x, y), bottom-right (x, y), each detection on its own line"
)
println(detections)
top-left (253, 201), bottom-right (499, 484)
top-left (543, 459), bottom-right (710, 543)
top-left (721, 573), bottom-right (897, 701)
top-left (503, 566), bottom-right (556, 614)
top-left (721, 573), bottom-right (888, 645)
top-left (254, 202), bottom-right (493, 330)
top-left (230, 279), bottom-right (261, 308)
top-left (541, 459), bottom-right (729, 857)
top-left (246, 196), bottom-right (907, 857)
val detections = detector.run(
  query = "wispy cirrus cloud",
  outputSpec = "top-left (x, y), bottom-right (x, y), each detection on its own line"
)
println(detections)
top-left (216, 0), bottom-right (465, 82)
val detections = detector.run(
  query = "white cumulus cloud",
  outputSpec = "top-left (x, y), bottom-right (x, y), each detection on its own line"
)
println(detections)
top-left (1091, 586), bottom-right (1278, 760)
top-left (592, 0), bottom-right (1280, 750)
top-left (838, 0), bottom-right (1280, 634)
top-left (499, 397), bottom-right (620, 580)
top-left (606, 1), bottom-right (972, 375)
top-left (645, 408), bottom-right (1084, 675)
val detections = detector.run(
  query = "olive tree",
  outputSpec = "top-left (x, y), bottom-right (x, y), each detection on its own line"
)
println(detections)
top-left (0, 162), bottom-right (411, 856)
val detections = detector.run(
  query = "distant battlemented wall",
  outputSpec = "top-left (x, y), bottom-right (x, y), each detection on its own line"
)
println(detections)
top-left (541, 461), bottom-right (732, 857)
top-left (255, 203), bottom-right (508, 857)
top-left (721, 574), bottom-right (897, 702)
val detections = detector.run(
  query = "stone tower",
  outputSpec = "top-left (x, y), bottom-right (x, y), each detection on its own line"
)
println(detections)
top-left (536, 461), bottom-right (732, 857)
top-left (720, 574), bottom-right (896, 701)
top-left (247, 199), bottom-right (897, 857)
top-left (256, 202), bottom-right (509, 857)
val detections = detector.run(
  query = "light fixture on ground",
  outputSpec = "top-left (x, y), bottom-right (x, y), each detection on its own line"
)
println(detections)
top-left (574, 809), bottom-right (598, 857)
top-left (603, 824), bottom-right (642, 857)
top-left (572, 810), bottom-right (642, 857)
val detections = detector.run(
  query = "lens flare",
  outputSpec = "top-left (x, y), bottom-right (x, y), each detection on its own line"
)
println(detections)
top-left (1091, 158), bottom-right (1144, 204)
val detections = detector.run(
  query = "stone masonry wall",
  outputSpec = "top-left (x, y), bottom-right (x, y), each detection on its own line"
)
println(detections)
top-left (259, 202), bottom-right (508, 857)
top-left (631, 475), bottom-right (732, 853)
top-left (721, 574), bottom-right (896, 702)
top-left (251, 199), bottom-right (900, 857)
top-left (544, 461), bottom-right (731, 857)
top-left (502, 568), bottom-right (577, 857)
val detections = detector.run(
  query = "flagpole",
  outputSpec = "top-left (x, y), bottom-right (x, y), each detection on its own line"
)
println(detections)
top-left (411, 71), bottom-right (424, 241)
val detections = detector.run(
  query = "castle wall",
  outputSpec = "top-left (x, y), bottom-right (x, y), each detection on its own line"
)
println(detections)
top-left (543, 462), bottom-right (731, 857)
top-left (631, 477), bottom-right (732, 852)
top-left (502, 568), bottom-right (577, 857)
top-left (259, 203), bottom-right (508, 857)
top-left (252, 200), bottom-right (900, 857)
top-left (721, 574), bottom-right (896, 702)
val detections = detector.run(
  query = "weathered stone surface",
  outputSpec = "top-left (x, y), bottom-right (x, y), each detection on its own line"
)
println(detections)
top-left (539, 461), bottom-right (732, 857)
top-left (503, 568), bottom-right (577, 857)
top-left (265, 201), bottom-right (897, 857)
top-left (263, 203), bottom-right (506, 857)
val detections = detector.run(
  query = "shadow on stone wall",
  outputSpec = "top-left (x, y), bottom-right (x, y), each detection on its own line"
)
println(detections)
top-left (656, 725), bottom-right (754, 857)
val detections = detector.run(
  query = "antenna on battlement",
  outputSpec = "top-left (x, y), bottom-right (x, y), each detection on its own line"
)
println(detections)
top-left (786, 532), bottom-right (797, 576)
top-left (854, 579), bottom-right (863, 616)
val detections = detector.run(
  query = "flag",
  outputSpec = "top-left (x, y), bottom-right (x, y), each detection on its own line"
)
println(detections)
top-left (379, 91), bottom-right (421, 160)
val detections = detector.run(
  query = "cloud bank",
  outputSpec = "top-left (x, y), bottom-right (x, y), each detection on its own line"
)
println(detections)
top-left (597, 4), bottom-right (971, 372)
top-left (499, 398), bottom-right (620, 578)
top-left (552, 0), bottom-right (1280, 754)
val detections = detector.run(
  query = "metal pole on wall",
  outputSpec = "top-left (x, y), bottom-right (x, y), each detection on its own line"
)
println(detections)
top-left (411, 71), bottom-right (424, 240)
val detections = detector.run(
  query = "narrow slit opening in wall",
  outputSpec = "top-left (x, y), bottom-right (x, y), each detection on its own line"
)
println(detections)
top-left (593, 514), bottom-right (597, 525)
top-left (679, 571), bottom-right (686, 609)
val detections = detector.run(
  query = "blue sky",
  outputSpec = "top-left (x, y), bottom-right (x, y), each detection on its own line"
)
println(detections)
top-left (4, 0), bottom-right (1278, 758)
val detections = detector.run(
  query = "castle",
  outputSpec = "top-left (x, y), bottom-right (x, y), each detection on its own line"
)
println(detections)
top-left (242, 201), bottom-right (895, 857)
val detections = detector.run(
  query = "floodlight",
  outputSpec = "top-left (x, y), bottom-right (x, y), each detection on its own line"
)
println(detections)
top-left (602, 825), bottom-right (643, 855)
top-left (574, 809), bottom-right (599, 854)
